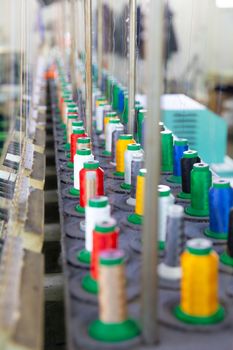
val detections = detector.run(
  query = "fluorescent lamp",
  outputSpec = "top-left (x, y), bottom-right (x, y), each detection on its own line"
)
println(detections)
top-left (216, 0), bottom-right (233, 8)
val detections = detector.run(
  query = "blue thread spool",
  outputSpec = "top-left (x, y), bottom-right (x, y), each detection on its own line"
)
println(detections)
top-left (118, 87), bottom-right (125, 114)
top-left (167, 139), bottom-right (188, 184)
top-left (204, 179), bottom-right (233, 240)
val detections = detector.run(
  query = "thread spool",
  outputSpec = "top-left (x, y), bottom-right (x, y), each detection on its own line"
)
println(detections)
top-left (167, 139), bottom-right (189, 184)
top-left (114, 134), bottom-right (134, 177)
top-left (161, 130), bottom-right (173, 173)
top-left (178, 150), bottom-right (201, 199)
top-left (71, 148), bottom-right (94, 196)
top-left (81, 218), bottom-right (118, 291)
top-left (158, 205), bottom-right (185, 280)
top-left (69, 127), bottom-right (87, 166)
top-left (185, 163), bottom-right (212, 217)
top-left (96, 96), bottom-right (107, 108)
top-left (113, 83), bottom-right (120, 110)
top-left (104, 111), bottom-right (117, 138)
top-left (128, 169), bottom-right (146, 225)
top-left (76, 161), bottom-right (104, 213)
top-left (89, 249), bottom-right (140, 342)
top-left (158, 185), bottom-right (175, 250)
top-left (65, 103), bottom-right (78, 124)
top-left (205, 179), bottom-right (233, 240)
top-left (133, 105), bottom-right (143, 142)
top-left (121, 144), bottom-right (142, 190)
top-left (220, 208), bottom-right (233, 266)
top-left (77, 137), bottom-right (91, 152)
top-left (118, 87), bottom-right (126, 114)
top-left (127, 153), bottom-right (144, 206)
top-left (66, 114), bottom-right (78, 141)
top-left (103, 118), bottom-right (120, 156)
top-left (122, 93), bottom-right (128, 125)
top-left (137, 109), bottom-right (146, 147)
top-left (110, 124), bottom-right (124, 165)
top-left (174, 238), bottom-right (224, 325)
top-left (72, 120), bottom-right (84, 132)
top-left (96, 102), bottom-right (107, 133)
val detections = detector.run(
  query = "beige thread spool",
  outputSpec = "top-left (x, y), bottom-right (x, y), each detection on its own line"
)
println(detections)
top-left (85, 172), bottom-right (97, 205)
top-left (98, 249), bottom-right (127, 323)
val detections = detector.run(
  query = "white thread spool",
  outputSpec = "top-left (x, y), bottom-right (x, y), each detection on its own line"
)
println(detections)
top-left (85, 196), bottom-right (111, 252)
top-left (73, 148), bottom-right (94, 190)
top-left (105, 118), bottom-right (121, 153)
top-left (124, 144), bottom-right (142, 186)
top-left (96, 102), bottom-right (106, 132)
top-left (158, 185), bottom-right (175, 243)
top-left (92, 89), bottom-right (101, 114)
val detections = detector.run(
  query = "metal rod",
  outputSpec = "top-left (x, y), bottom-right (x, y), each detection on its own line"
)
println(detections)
top-left (128, 0), bottom-right (136, 135)
top-left (97, 0), bottom-right (103, 88)
top-left (141, 0), bottom-right (163, 345)
top-left (70, 0), bottom-right (77, 96)
top-left (85, 0), bottom-right (93, 137)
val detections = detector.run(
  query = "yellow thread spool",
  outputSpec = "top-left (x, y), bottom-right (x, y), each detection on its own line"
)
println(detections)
top-left (104, 112), bottom-right (117, 138)
top-left (174, 238), bottom-right (224, 325)
top-left (127, 169), bottom-right (146, 225)
top-left (115, 134), bottom-right (134, 176)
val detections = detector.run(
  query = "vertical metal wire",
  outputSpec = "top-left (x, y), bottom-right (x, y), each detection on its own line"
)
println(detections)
top-left (141, 0), bottom-right (164, 344)
top-left (128, 0), bottom-right (136, 134)
top-left (97, 0), bottom-right (103, 88)
top-left (85, 0), bottom-right (93, 137)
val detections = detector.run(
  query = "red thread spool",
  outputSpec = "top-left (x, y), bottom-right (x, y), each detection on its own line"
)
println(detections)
top-left (91, 219), bottom-right (119, 281)
top-left (79, 161), bottom-right (104, 209)
top-left (70, 127), bottom-right (87, 162)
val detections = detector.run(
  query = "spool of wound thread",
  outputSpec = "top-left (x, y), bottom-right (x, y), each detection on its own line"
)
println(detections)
top-left (174, 238), bottom-right (224, 324)
top-left (70, 127), bottom-right (86, 162)
top-left (104, 118), bottom-right (120, 155)
top-left (118, 87), bottom-right (125, 114)
top-left (89, 249), bottom-right (140, 342)
top-left (115, 134), bottom-right (134, 176)
top-left (78, 161), bottom-right (104, 211)
top-left (161, 130), bottom-right (173, 173)
top-left (73, 149), bottom-right (94, 194)
top-left (72, 120), bottom-right (84, 132)
top-left (185, 163), bottom-right (212, 217)
top-left (205, 179), bottom-right (233, 239)
top-left (96, 102), bottom-right (107, 133)
top-left (66, 114), bottom-right (78, 141)
top-left (158, 205), bottom-right (185, 280)
top-left (167, 139), bottom-right (189, 184)
top-left (158, 185), bottom-right (175, 250)
top-left (127, 153), bottom-right (144, 206)
top-left (133, 105), bottom-right (143, 142)
top-left (78, 197), bottom-right (111, 265)
top-left (104, 111), bottom-right (117, 138)
top-left (77, 136), bottom-right (91, 152)
top-left (110, 124), bottom-right (124, 165)
top-left (137, 109), bottom-right (146, 145)
top-left (178, 150), bottom-right (201, 199)
top-left (122, 144), bottom-right (142, 190)
top-left (128, 169), bottom-right (146, 225)
top-left (220, 208), bottom-right (233, 266)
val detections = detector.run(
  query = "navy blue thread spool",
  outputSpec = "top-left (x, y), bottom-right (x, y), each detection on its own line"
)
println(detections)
top-left (220, 208), bottom-right (233, 266)
top-left (204, 179), bottom-right (233, 240)
top-left (126, 153), bottom-right (144, 206)
top-left (118, 88), bottom-right (125, 114)
top-left (177, 150), bottom-right (201, 200)
top-left (167, 139), bottom-right (188, 184)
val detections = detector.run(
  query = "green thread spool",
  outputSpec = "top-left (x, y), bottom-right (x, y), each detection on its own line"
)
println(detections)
top-left (113, 83), bottom-right (119, 110)
top-left (161, 130), bottom-right (173, 173)
top-left (122, 93), bottom-right (128, 125)
top-left (137, 109), bottom-right (146, 146)
top-left (185, 163), bottom-right (212, 217)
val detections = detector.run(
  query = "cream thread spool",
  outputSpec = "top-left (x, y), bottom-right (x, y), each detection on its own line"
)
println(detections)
top-left (103, 118), bottom-right (121, 156)
top-left (121, 143), bottom-right (143, 190)
top-left (77, 136), bottom-right (91, 152)
top-left (67, 114), bottom-right (78, 141)
top-left (104, 111), bottom-right (118, 139)
top-left (88, 249), bottom-right (140, 342)
top-left (72, 149), bottom-right (94, 195)
top-left (96, 102), bottom-right (107, 133)
top-left (72, 120), bottom-right (84, 132)
top-left (158, 185), bottom-right (175, 251)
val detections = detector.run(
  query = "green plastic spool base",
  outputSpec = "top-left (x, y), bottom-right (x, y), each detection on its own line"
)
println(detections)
top-left (89, 319), bottom-right (140, 342)
top-left (173, 305), bottom-right (224, 325)
top-left (67, 161), bottom-right (74, 169)
top-left (158, 241), bottom-right (165, 251)
top-left (220, 251), bottom-right (233, 267)
top-left (204, 228), bottom-right (227, 240)
top-left (102, 150), bottom-right (111, 156)
top-left (64, 143), bottom-right (70, 151)
top-left (96, 130), bottom-right (102, 135)
top-left (120, 183), bottom-right (131, 190)
top-left (71, 174), bottom-right (74, 180)
top-left (113, 171), bottom-right (124, 177)
top-left (185, 206), bottom-right (209, 217)
top-left (77, 249), bottom-right (91, 264)
top-left (69, 187), bottom-right (80, 196)
top-left (82, 274), bottom-right (98, 294)
top-left (127, 213), bottom-right (143, 225)
top-left (177, 191), bottom-right (191, 200)
top-left (61, 123), bottom-right (66, 129)
top-left (66, 153), bottom-right (71, 158)
top-left (75, 204), bottom-right (85, 214)
top-left (167, 175), bottom-right (182, 184)
top-left (63, 135), bottom-right (67, 141)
